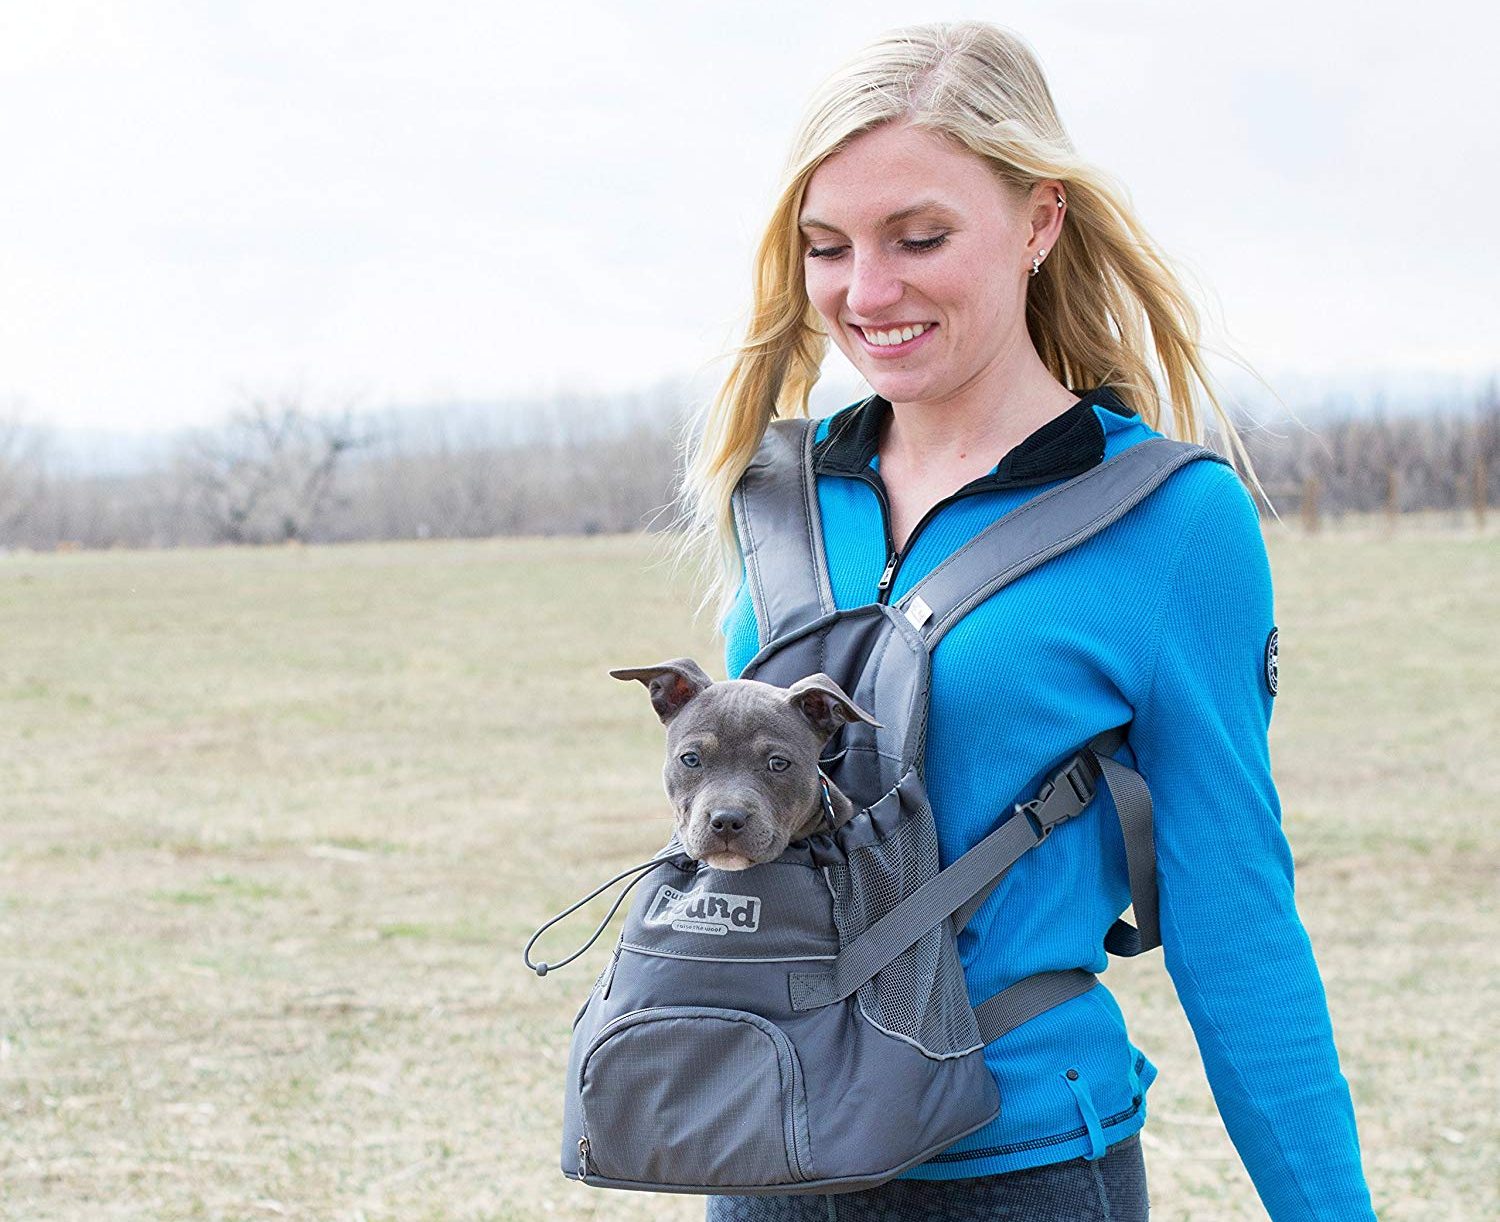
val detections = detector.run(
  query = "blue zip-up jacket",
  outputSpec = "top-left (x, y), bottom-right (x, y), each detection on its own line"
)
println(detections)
top-left (719, 385), bottom-right (1376, 1220)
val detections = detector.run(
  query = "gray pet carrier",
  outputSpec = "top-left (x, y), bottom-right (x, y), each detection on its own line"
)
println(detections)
top-left (524, 417), bottom-right (1228, 1195)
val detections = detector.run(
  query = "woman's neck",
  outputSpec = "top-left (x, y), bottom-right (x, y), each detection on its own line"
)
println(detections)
top-left (881, 349), bottom-right (1080, 471)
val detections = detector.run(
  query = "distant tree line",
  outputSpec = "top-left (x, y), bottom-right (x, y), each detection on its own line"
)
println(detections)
top-left (0, 387), bottom-right (691, 550)
top-left (1233, 392), bottom-right (1497, 526)
top-left (1, 383), bottom-right (1496, 551)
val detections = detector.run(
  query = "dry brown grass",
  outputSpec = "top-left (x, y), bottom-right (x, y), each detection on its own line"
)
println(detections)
top-left (1, 527), bottom-right (1494, 1220)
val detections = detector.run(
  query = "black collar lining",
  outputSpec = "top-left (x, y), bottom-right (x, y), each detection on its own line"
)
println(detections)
top-left (812, 384), bottom-right (1137, 492)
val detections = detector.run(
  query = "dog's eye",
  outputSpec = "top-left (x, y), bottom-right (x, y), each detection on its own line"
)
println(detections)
top-left (679, 751), bottom-right (701, 768)
top-left (767, 756), bottom-right (790, 773)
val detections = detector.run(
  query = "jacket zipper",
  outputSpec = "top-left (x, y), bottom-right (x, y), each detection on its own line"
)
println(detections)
top-left (849, 469), bottom-right (986, 606)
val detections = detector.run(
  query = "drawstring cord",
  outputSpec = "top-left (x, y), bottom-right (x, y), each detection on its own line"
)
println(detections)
top-left (526, 776), bottom-right (837, 976)
top-left (523, 852), bottom-right (673, 977)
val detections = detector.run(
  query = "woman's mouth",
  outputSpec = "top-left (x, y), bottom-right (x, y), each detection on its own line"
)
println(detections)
top-left (852, 321), bottom-right (937, 356)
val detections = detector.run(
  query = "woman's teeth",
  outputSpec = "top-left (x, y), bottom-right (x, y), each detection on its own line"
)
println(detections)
top-left (859, 323), bottom-right (929, 347)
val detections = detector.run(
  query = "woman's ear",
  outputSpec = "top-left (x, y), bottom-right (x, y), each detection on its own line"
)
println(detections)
top-left (1026, 178), bottom-right (1067, 265)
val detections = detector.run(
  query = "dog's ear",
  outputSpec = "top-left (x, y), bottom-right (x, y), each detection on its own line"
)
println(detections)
top-left (610, 658), bottom-right (714, 724)
top-left (785, 673), bottom-right (882, 741)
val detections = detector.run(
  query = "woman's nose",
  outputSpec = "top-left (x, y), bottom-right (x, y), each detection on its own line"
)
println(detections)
top-left (843, 250), bottom-right (904, 319)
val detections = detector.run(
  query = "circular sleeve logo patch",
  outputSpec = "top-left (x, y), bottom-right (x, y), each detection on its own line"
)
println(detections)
top-left (1264, 627), bottom-right (1279, 696)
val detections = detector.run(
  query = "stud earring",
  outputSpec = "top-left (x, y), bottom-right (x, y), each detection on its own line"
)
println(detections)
top-left (1030, 247), bottom-right (1048, 278)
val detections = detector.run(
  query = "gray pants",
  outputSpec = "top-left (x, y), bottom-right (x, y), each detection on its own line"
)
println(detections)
top-left (705, 1132), bottom-right (1148, 1222)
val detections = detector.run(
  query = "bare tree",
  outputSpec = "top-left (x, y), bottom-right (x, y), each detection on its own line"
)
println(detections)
top-left (0, 407), bottom-right (51, 546)
top-left (175, 395), bottom-right (371, 543)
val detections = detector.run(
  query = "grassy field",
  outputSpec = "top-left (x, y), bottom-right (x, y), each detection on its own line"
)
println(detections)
top-left (1, 526), bottom-right (1495, 1220)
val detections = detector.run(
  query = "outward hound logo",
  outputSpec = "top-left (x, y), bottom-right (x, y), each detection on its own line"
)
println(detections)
top-left (646, 885), bottom-right (762, 936)
top-left (1264, 627), bottom-right (1279, 696)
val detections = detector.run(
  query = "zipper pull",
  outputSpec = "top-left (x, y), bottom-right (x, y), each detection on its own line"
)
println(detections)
top-left (578, 1137), bottom-right (592, 1178)
top-left (877, 552), bottom-right (898, 593)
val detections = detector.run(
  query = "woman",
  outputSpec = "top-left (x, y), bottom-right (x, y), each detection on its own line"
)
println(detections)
top-left (675, 20), bottom-right (1375, 1222)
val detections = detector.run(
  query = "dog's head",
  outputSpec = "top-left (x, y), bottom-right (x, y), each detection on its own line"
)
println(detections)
top-left (610, 658), bottom-right (879, 870)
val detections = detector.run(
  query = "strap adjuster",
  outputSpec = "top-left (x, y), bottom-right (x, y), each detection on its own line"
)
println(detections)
top-left (1058, 755), bottom-right (1098, 804)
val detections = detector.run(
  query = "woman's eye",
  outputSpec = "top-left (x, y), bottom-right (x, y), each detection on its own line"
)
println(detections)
top-left (901, 233), bottom-right (948, 253)
top-left (806, 235), bottom-right (947, 260)
top-left (768, 756), bottom-right (790, 773)
top-left (679, 752), bottom-right (701, 768)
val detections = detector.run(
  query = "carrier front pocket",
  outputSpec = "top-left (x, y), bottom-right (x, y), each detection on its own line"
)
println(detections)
top-left (577, 1005), bottom-right (813, 1188)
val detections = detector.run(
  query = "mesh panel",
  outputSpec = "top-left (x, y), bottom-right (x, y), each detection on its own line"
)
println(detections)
top-left (826, 790), bottom-right (982, 1058)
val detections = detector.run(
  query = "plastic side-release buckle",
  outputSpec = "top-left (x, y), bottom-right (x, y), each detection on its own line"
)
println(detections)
top-left (1021, 753), bottom-right (1100, 839)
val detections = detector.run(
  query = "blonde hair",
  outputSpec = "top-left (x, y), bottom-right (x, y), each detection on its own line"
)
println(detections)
top-left (670, 19), bottom-right (1269, 629)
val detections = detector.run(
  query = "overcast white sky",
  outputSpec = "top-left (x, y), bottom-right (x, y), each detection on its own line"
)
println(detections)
top-left (1, 0), bottom-right (1496, 433)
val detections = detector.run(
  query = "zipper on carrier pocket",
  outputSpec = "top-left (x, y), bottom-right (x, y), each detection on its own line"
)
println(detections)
top-left (577, 1005), bottom-right (815, 1185)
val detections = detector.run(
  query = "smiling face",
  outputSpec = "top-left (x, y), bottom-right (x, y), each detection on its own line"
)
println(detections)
top-left (798, 121), bottom-right (1043, 410)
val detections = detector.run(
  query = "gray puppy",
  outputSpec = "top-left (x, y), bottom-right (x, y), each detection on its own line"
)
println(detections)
top-left (611, 658), bottom-right (880, 870)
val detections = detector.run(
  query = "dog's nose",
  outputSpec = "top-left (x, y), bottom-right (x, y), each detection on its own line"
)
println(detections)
top-left (708, 809), bottom-right (748, 835)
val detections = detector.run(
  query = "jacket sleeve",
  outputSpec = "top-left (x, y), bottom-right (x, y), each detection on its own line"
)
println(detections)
top-left (1127, 465), bottom-right (1377, 1221)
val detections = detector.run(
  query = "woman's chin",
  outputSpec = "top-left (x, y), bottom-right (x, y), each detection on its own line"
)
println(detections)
top-left (859, 367), bottom-right (943, 407)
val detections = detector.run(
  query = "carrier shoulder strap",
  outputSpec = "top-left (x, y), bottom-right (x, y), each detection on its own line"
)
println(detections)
top-left (899, 437), bottom-right (1231, 649)
top-left (730, 417), bottom-right (833, 647)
